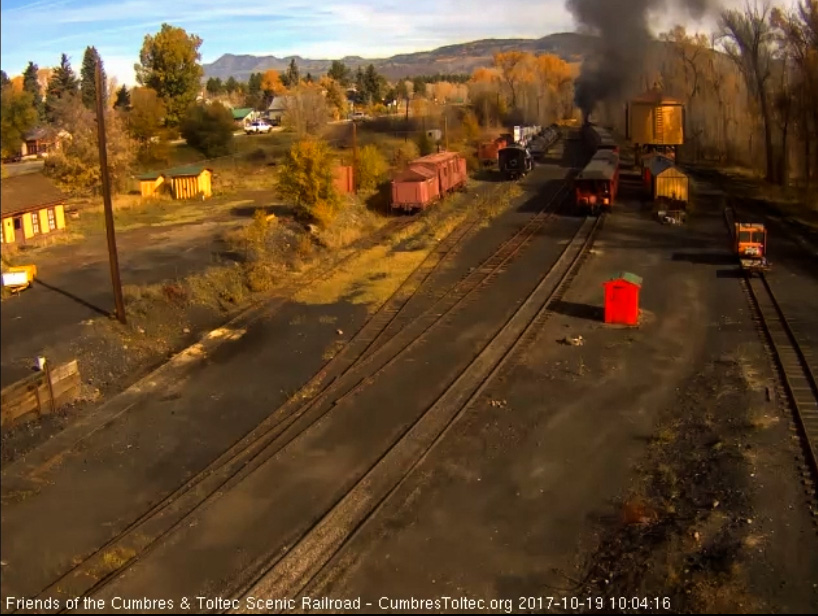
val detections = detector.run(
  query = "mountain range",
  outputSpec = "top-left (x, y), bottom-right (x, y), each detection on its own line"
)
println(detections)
top-left (202, 32), bottom-right (595, 82)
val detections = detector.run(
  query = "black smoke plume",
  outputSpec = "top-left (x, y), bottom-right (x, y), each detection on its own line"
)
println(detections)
top-left (566, 0), bottom-right (716, 121)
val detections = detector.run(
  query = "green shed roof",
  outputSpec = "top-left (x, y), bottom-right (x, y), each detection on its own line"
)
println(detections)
top-left (231, 107), bottom-right (254, 120)
top-left (137, 164), bottom-right (211, 181)
top-left (608, 271), bottom-right (643, 287)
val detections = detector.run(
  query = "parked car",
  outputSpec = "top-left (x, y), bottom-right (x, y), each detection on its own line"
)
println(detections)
top-left (350, 111), bottom-right (367, 122)
top-left (245, 121), bottom-right (273, 135)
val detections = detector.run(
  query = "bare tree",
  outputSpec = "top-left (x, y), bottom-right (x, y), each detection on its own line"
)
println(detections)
top-left (283, 84), bottom-right (329, 137)
top-left (719, 1), bottom-right (777, 182)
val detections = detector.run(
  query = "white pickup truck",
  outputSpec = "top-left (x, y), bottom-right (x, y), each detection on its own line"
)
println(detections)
top-left (245, 120), bottom-right (273, 135)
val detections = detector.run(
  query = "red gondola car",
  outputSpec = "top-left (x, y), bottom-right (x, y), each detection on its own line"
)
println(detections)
top-left (391, 151), bottom-right (467, 212)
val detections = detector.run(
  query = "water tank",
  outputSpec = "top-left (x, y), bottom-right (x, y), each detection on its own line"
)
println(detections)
top-left (626, 86), bottom-right (685, 146)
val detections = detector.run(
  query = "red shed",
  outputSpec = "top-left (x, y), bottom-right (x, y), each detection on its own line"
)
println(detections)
top-left (602, 272), bottom-right (643, 326)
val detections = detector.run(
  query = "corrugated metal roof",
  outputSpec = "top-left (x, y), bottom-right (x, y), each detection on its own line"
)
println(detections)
top-left (1, 173), bottom-right (66, 217)
top-left (231, 107), bottom-right (254, 120)
top-left (607, 271), bottom-right (643, 287)
top-left (647, 155), bottom-right (676, 176)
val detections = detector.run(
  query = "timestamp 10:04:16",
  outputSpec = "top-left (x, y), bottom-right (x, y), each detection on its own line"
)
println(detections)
top-left (526, 597), bottom-right (672, 611)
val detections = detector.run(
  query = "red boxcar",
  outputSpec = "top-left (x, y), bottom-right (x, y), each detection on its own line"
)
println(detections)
top-left (391, 166), bottom-right (440, 211)
top-left (409, 151), bottom-right (467, 195)
top-left (477, 137), bottom-right (508, 166)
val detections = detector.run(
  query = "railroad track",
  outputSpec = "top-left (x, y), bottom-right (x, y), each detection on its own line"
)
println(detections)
top-left (725, 206), bottom-right (818, 510)
top-left (23, 162), bottom-right (577, 612)
top-left (743, 273), bottom-right (818, 495)
top-left (231, 212), bottom-right (605, 614)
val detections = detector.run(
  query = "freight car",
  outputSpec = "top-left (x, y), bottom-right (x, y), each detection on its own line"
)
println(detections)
top-left (391, 151), bottom-right (468, 212)
top-left (477, 136), bottom-right (508, 167)
top-left (528, 125), bottom-right (561, 160)
top-left (583, 123), bottom-right (619, 155)
top-left (498, 145), bottom-right (534, 180)
top-left (574, 150), bottom-right (620, 215)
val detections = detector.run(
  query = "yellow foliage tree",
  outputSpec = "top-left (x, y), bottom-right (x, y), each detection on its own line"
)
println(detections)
top-left (261, 69), bottom-right (285, 96)
top-left (356, 144), bottom-right (389, 191)
top-left (493, 51), bottom-right (529, 108)
top-left (276, 138), bottom-right (339, 226)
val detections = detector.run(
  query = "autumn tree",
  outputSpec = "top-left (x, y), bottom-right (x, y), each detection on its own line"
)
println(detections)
top-left (261, 69), bottom-right (285, 101)
top-left (327, 60), bottom-right (352, 86)
top-left (493, 51), bottom-right (530, 110)
top-left (356, 144), bottom-right (389, 191)
top-left (45, 54), bottom-right (79, 121)
top-left (128, 87), bottom-right (167, 162)
top-left (180, 101), bottom-right (235, 157)
top-left (136, 23), bottom-right (204, 127)
top-left (114, 85), bottom-right (131, 110)
top-left (22, 61), bottom-right (44, 120)
top-left (320, 76), bottom-right (347, 120)
top-left (44, 95), bottom-right (133, 194)
top-left (1, 86), bottom-right (38, 158)
top-left (282, 83), bottom-right (329, 136)
top-left (80, 46), bottom-right (106, 110)
top-left (275, 138), bottom-right (339, 225)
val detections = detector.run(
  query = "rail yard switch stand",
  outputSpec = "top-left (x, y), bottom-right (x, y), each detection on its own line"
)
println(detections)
top-left (602, 272), bottom-right (643, 326)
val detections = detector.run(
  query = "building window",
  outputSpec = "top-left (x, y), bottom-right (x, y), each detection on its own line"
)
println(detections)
top-left (31, 212), bottom-right (40, 235)
top-left (47, 208), bottom-right (56, 231)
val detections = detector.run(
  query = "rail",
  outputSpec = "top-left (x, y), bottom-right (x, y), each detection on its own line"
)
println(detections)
top-left (25, 171), bottom-right (578, 611)
top-left (231, 213), bottom-right (605, 612)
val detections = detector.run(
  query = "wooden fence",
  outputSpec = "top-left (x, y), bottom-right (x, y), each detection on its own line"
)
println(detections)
top-left (0, 360), bottom-right (81, 431)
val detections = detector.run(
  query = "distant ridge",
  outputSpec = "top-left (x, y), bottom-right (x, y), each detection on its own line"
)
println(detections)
top-left (202, 32), bottom-right (596, 81)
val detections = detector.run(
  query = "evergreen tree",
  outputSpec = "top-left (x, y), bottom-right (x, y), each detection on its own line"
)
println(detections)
top-left (305, 72), bottom-right (313, 83)
top-left (1, 70), bottom-right (9, 88)
top-left (327, 60), bottom-right (352, 87)
top-left (247, 72), bottom-right (262, 96)
top-left (225, 76), bottom-right (238, 93)
top-left (80, 46), bottom-right (106, 109)
top-left (45, 53), bottom-right (79, 120)
top-left (285, 58), bottom-right (299, 86)
top-left (205, 77), bottom-right (223, 95)
top-left (114, 84), bottom-right (131, 110)
top-left (22, 61), bottom-right (44, 120)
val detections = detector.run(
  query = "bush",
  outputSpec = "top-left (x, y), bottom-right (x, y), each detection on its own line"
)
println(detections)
top-left (276, 138), bottom-right (339, 225)
top-left (390, 140), bottom-right (420, 168)
top-left (180, 101), bottom-right (235, 158)
top-left (356, 144), bottom-right (389, 191)
top-left (416, 131), bottom-right (434, 156)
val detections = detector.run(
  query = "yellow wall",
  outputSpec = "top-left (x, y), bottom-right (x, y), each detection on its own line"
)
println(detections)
top-left (654, 170), bottom-right (689, 202)
top-left (39, 209), bottom-right (49, 233)
top-left (22, 213), bottom-right (33, 239)
top-left (2, 217), bottom-right (14, 243)
top-left (140, 176), bottom-right (164, 198)
top-left (55, 204), bottom-right (65, 229)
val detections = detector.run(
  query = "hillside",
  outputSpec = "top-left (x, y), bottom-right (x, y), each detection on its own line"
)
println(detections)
top-left (202, 32), bottom-right (596, 81)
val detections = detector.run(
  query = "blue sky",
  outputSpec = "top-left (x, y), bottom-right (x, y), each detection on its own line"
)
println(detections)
top-left (1, 0), bottom-right (728, 87)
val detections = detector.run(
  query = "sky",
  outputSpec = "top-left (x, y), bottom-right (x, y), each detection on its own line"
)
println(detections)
top-left (1, 0), bottom-right (737, 87)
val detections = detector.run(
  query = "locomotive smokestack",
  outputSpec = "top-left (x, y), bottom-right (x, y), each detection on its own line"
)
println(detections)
top-left (566, 0), bottom-right (717, 118)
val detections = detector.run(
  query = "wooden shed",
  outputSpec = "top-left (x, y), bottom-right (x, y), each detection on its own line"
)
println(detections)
top-left (137, 165), bottom-right (213, 200)
top-left (167, 165), bottom-right (213, 200)
top-left (137, 170), bottom-right (166, 198)
top-left (647, 157), bottom-right (689, 204)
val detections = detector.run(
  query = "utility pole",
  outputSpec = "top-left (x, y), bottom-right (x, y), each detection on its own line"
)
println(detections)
top-left (95, 61), bottom-right (126, 324)
top-left (444, 113), bottom-right (449, 151)
top-left (351, 119), bottom-right (358, 195)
